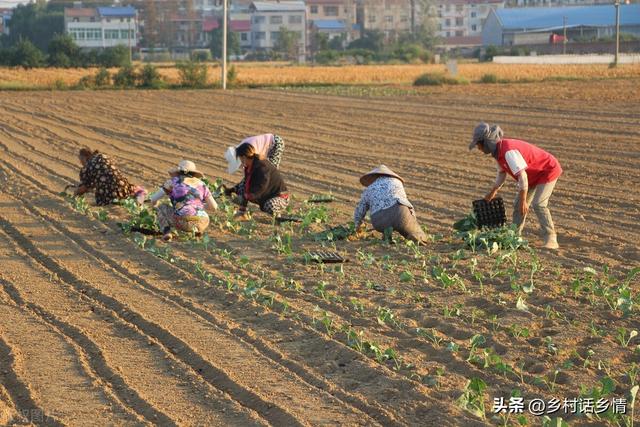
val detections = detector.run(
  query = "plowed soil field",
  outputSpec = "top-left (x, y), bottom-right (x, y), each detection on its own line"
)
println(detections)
top-left (0, 80), bottom-right (638, 426)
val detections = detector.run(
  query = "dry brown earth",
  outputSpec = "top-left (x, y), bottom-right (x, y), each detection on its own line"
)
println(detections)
top-left (0, 80), bottom-right (638, 426)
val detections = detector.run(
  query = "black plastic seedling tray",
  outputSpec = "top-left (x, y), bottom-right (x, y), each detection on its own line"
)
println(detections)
top-left (472, 197), bottom-right (507, 229)
top-left (306, 251), bottom-right (348, 264)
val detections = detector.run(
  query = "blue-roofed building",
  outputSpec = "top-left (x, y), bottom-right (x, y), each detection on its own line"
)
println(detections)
top-left (65, 5), bottom-right (138, 49)
top-left (482, 4), bottom-right (640, 46)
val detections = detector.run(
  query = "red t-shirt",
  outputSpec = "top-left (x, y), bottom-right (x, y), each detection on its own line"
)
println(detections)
top-left (497, 138), bottom-right (562, 187)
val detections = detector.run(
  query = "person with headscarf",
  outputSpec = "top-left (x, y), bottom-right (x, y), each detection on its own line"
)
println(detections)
top-left (148, 160), bottom-right (218, 241)
top-left (74, 148), bottom-right (146, 206)
top-left (223, 133), bottom-right (285, 199)
top-left (233, 143), bottom-right (289, 220)
top-left (469, 122), bottom-right (562, 249)
top-left (354, 165), bottom-right (427, 244)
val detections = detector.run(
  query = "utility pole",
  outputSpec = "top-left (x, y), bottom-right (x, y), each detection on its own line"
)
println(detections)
top-left (562, 16), bottom-right (567, 55)
top-left (614, 0), bottom-right (620, 66)
top-left (128, 16), bottom-right (132, 63)
top-left (222, 0), bottom-right (228, 89)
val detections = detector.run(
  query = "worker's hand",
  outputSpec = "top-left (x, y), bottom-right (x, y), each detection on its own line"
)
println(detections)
top-left (518, 198), bottom-right (529, 217)
top-left (222, 185), bottom-right (234, 196)
top-left (484, 188), bottom-right (499, 202)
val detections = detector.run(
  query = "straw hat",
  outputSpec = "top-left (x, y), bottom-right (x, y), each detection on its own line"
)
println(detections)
top-left (225, 146), bottom-right (242, 174)
top-left (359, 165), bottom-right (404, 187)
top-left (168, 160), bottom-right (204, 178)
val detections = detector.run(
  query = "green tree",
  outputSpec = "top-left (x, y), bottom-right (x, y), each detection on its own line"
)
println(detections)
top-left (7, 3), bottom-right (64, 52)
top-left (209, 26), bottom-right (241, 59)
top-left (12, 38), bottom-right (45, 68)
top-left (348, 30), bottom-right (385, 52)
top-left (98, 45), bottom-right (130, 67)
top-left (48, 34), bottom-right (81, 67)
top-left (273, 26), bottom-right (300, 60)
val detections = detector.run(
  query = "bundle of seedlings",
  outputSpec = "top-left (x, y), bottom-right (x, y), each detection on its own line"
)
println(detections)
top-left (453, 212), bottom-right (525, 252)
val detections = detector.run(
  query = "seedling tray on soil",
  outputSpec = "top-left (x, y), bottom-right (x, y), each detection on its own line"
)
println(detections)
top-left (307, 194), bottom-right (335, 203)
top-left (472, 197), bottom-right (507, 229)
top-left (275, 216), bottom-right (303, 224)
top-left (306, 251), bottom-right (348, 264)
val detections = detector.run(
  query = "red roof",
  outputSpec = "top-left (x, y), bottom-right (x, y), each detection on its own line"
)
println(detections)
top-left (65, 7), bottom-right (97, 18)
top-left (230, 19), bottom-right (251, 31)
top-left (203, 17), bottom-right (219, 31)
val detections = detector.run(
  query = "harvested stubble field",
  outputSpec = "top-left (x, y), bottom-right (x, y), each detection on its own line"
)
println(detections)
top-left (0, 79), bottom-right (638, 426)
top-left (1, 62), bottom-right (640, 88)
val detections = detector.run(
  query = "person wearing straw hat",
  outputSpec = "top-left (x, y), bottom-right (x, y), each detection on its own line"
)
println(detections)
top-left (469, 122), bottom-right (562, 249)
top-left (73, 147), bottom-right (146, 206)
top-left (148, 160), bottom-right (218, 241)
top-left (354, 165), bottom-right (427, 243)
top-left (223, 133), bottom-right (285, 199)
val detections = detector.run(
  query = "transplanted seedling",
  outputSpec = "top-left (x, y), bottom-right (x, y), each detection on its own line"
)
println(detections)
top-left (457, 377), bottom-right (488, 420)
top-left (616, 327), bottom-right (638, 347)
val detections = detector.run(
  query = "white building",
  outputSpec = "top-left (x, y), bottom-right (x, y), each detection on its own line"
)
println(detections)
top-left (65, 6), bottom-right (138, 49)
top-left (249, 1), bottom-right (306, 61)
top-left (435, 0), bottom-right (505, 39)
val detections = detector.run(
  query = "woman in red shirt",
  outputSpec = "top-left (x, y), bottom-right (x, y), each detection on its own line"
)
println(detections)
top-left (469, 123), bottom-right (562, 249)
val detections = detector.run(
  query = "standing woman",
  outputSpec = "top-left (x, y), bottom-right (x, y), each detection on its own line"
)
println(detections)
top-left (74, 148), bottom-right (146, 205)
top-left (224, 133), bottom-right (285, 198)
top-left (234, 143), bottom-right (289, 219)
top-left (469, 122), bottom-right (562, 249)
top-left (149, 160), bottom-right (218, 241)
top-left (354, 165), bottom-right (427, 244)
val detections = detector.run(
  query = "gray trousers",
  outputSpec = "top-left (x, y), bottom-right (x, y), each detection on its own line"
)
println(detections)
top-left (371, 203), bottom-right (427, 243)
top-left (513, 179), bottom-right (557, 238)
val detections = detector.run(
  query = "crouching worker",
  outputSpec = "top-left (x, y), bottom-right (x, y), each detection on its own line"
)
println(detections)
top-left (149, 160), bottom-right (218, 241)
top-left (469, 122), bottom-right (562, 249)
top-left (354, 165), bottom-right (427, 244)
top-left (234, 143), bottom-right (289, 220)
top-left (74, 148), bottom-right (146, 205)
top-left (223, 133), bottom-right (285, 198)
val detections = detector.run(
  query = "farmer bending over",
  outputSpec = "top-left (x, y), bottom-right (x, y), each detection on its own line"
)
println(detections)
top-left (233, 143), bottom-right (289, 220)
top-left (354, 165), bottom-right (427, 244)
top-left (223, 133), bottom-right (285, 198)
top-left (149, 160), bottom-right (218, 241)
top-left (74, 148), bottom-right (146, 206)
top-left (469, 122), bottom-right (562, 249)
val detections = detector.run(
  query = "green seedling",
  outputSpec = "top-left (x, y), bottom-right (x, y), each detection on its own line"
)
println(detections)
top-left (399, 270), bottom-right (414, 283)
top-left (443, 303), bottom-right (462, 318)
top-left (617, 328), bottom-right (638, 347)
top-left (457, 377), bottom-right (487, 420)
top-left (416, 327), bottom-right (443, 347)
top-left (535, 369), bottom-right (560, 392)
top-left (314, 281), bottom-right (330, 301)
top-left (490, 315), bottom-right (501, 333)
top-left (345, 328), bottom-right (365, 353)
top-left (312, 307), bottom-right (335, 336)
top-left (508, 324), bottom-right (531, 339)
top-left (349, 298), bottom-right (366, 315)
top-left (625, 363), bottom-right (639, 387)
top-left (544, 336), bottom-right (559, 356)
top-left (271, 232), bottom-right (293, 255)
top-left (356, 249), bottom-right (376, 267)
top-left (466, 334), bottom-right (486, 362)
top-left (541, 416), bottom-right (569, 427)
top-left (376, 307), bottom-right (403, 329)
top-left (194, 260), bottom-right (213, 283)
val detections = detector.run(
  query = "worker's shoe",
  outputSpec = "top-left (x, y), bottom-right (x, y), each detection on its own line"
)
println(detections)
top-left (542, 233), bottom-right (559, 250)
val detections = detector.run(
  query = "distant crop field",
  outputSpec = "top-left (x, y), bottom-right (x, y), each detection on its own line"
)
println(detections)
top-left (1, 62), bottom-right (639, 89)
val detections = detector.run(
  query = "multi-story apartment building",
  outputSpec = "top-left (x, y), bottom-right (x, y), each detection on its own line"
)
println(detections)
top-left (357, 0), bottom-right (413, 40)
top-left (249, 1), bottom-right (306, 60)
top-left (306, 0), bottom-right (358, 49)
top-left (435, 0), bottom-right (504, 39)
top-left (65, 6), bottom-right (138, 49)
